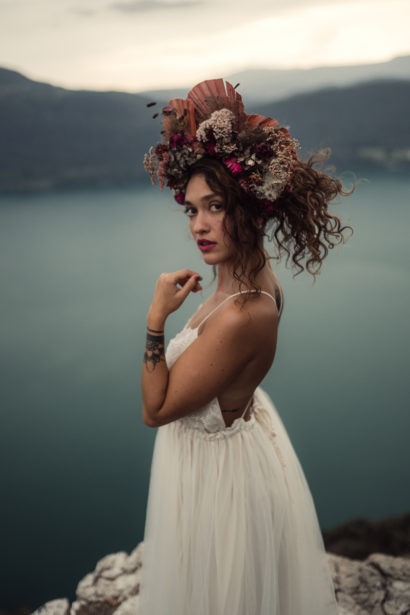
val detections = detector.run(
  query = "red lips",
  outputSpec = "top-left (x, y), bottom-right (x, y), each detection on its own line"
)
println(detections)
top-left (197, 239), bottom-right (216, 246)
top-left (197, 239), bottom-right (217, 252)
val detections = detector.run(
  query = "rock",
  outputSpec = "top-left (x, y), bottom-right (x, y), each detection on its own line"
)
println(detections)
top-left (31, 540), bottom-right (410, 614)
top-left (69, 599), bottom-right (120, 615)
top-left (112, 596), bottom-right (140, 615)
top-left (31, 599), bottom-right (70, 615)
top-left (68, 543), bottom-right (143, 615)
top-left (328, 552), bottom-right (410, 615)
top-left (337, 608), bottom-right (356, 615)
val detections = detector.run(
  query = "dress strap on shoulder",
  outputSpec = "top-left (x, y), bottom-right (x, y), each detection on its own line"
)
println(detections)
top-left (259, 290), bottom-right (277, 304)
top-left (196, 289), bottom-right (278, 330)
top-left (196, 291), bottom-right (246, 330)
top-left (240, 394), bottom-right (254, 418)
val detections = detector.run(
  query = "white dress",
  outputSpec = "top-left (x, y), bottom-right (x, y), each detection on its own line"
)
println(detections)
top-left (139, 291), bottom-right (339, 615)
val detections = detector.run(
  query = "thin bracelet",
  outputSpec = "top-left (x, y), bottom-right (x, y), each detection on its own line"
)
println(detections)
top-left (147, 326), bottom-right (164, 334)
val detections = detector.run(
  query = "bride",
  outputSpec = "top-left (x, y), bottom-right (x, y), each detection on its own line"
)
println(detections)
top-left (139, 79), bottom-right (353, 615)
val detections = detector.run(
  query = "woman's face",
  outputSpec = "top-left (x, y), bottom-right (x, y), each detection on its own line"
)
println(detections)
top-left (183, 173), bottom-right (235, 266)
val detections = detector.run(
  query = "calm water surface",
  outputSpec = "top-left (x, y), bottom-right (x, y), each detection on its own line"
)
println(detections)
top-left (1, 172), bottom-right (409, 610)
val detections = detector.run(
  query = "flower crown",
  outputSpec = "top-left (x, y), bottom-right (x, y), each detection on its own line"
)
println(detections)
top-left (143, 78), bottom-right (300, 211)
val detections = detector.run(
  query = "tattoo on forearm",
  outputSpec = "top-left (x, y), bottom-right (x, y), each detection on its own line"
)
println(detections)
top-left (144, 331), bottom-right (165, 372)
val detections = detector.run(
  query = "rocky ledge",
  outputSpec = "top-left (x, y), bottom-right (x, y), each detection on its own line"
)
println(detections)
top-left (31, 541), bottom-right (410, 615)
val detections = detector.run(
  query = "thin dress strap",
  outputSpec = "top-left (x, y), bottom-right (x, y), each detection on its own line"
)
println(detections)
top-left (196, 289), bottom-right (278, 330)
top-left (240, 395), bottom-right (253, 418)
top-left (220, 392), bottom-right (254, 417)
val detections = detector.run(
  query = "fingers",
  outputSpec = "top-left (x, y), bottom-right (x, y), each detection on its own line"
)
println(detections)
top-left (178, 274), bottom-right (202, 300)
top-left (171, 269), bottom-right (198, 283)
top-left (157, 269), bottom-right (202, 302)
top-left (169, 269), bottom-right (202, 289)
top-left (192, 275), bottom-right (203, 293)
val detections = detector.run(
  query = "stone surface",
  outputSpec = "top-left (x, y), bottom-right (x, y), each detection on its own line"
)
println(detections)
top-left (68, 543), bottom-right (143, 615)
top-left (30, 599), bottom-right (70, 615)
top-left (112, 596), bottom-right (140, 615)
top-left (31, 542), bottom-right (410, 615)
top-left (328, 552), bottom-right (410, 615)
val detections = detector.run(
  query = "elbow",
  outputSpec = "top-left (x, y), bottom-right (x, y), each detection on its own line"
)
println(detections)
top-left (144, 417), bottom-right (158, 428)
top-left (142, 404), bottom-right (160, 428)
top-left (143, 413), bottom-right (158, 428)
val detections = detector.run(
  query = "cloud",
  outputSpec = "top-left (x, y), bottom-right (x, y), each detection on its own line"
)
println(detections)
top-left (70, 7), bottom-right (96, 16)
top-left (109, 0), bottom-right (202, 12)
top-left (1, 0), bottom-right (409, 91)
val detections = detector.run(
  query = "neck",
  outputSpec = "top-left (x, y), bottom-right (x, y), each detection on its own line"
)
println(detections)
top-left (215, 247), bottom-right (273, 295)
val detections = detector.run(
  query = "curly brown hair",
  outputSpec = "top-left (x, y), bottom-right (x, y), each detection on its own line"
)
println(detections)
top-left (184, 151), bottom-right (354, 290)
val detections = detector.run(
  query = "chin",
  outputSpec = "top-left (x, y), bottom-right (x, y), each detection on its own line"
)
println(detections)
top-left (201, 251), bottom-right (231, 266)
top-left (201, 254), bottom-right (220, 265)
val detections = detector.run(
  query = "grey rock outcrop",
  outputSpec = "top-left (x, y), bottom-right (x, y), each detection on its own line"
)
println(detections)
top-left (31, 543), bottom-right (410, 615)
top-left (30, 600), bottom-right (70, 615)
top-left (329, 552), bottom-right (410, 614)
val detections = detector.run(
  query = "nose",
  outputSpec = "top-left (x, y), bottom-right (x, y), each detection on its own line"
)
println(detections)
top-left (191, 209), bottom-right (210, 235)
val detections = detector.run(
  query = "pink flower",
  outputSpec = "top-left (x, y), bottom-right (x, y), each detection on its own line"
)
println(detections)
top-left (261, 199), bottom-right (277, 212)
top-left (224, 158), bottom-right (243, 174)
top-left (174, 191), bottom-right (185, 204)
top-left (170, 134), bottom-right (184, 148)
top-left (207, 143), bottom-right (216, 155)
top-left (170, 133), bottom-right (195, 149)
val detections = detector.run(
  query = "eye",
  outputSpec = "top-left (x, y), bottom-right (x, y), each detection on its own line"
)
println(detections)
top-left (210, 202), bottom-right (224, 212)
top-left (183, 206), bottom-right (196, 217)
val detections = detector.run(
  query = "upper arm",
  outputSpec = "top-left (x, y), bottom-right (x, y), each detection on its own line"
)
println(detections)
top-left (152, 302), bottom-right (278, 426)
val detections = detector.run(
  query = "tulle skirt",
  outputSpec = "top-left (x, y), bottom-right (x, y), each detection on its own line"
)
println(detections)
top-left (138, 388), bottom-right (339, 615)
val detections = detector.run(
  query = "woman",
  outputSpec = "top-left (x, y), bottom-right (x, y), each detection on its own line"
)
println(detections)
top-left (139, 79), bottom-right (353, 615)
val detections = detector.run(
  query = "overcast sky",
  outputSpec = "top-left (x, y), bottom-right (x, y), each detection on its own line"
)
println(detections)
top-left (0, 0), bottom-right (409, 91)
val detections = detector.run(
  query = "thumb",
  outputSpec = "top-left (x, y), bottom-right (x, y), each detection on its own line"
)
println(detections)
top-left (179, 274), bottom-right (200, 300)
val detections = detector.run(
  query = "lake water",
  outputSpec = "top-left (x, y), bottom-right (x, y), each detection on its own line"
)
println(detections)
top-left (1, 171), bottom-right (410, 611)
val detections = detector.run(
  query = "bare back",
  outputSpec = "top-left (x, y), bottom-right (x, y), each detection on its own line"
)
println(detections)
top-left (187, 274), bottom-right (284, 427)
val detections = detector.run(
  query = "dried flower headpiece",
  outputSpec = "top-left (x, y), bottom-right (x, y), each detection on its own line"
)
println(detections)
top-left (143, 78), bottom-right (300, 211)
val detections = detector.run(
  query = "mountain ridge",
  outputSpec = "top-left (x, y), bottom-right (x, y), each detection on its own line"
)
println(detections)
top-left (0, 67), bottom-right (409, 193)
top-left (138, 54), bottom-right (410, 104)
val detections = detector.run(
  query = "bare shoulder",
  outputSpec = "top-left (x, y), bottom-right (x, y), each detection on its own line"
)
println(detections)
top-left (200, 292), bottom-right (278, 344)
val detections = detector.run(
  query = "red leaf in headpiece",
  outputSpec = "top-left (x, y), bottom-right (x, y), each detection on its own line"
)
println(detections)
top-left (161, 98), bottom-right (196, 141)
top-left (187, 78), bottom-right (247, 130)
top-left (246, 114), bottom-right (279, 129)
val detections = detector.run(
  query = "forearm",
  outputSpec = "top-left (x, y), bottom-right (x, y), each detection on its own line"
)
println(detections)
top-left (140, 269), bottom-right (202, 426)
top-left (141, 312), bottom-right (169, 425)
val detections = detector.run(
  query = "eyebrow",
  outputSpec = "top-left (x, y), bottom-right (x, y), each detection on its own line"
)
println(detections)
top-left (184, 193), bottom-right (223, 206)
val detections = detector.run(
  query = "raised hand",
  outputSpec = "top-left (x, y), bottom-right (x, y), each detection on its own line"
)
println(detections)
top-left (147, 269), bottom-right (202, 328)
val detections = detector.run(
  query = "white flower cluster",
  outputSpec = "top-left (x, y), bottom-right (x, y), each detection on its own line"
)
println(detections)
top-left (196, 109), bottom-right (236, 154)
top-left (255, 130), bottom-right (300, 201)
top-left (143, 147), bottom-right (158, 185)
top-left (144, 102), bottom-right (301, 208)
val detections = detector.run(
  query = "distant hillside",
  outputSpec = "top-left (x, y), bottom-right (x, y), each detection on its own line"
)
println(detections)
top-left (0, 67), bottom-right (157, 192)
top-left (255, 79), bottom-right (410, 171)
top-left (139, 55), bottom-right (410, 104)
top-left (0, 67), bottom-right (409, 193)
